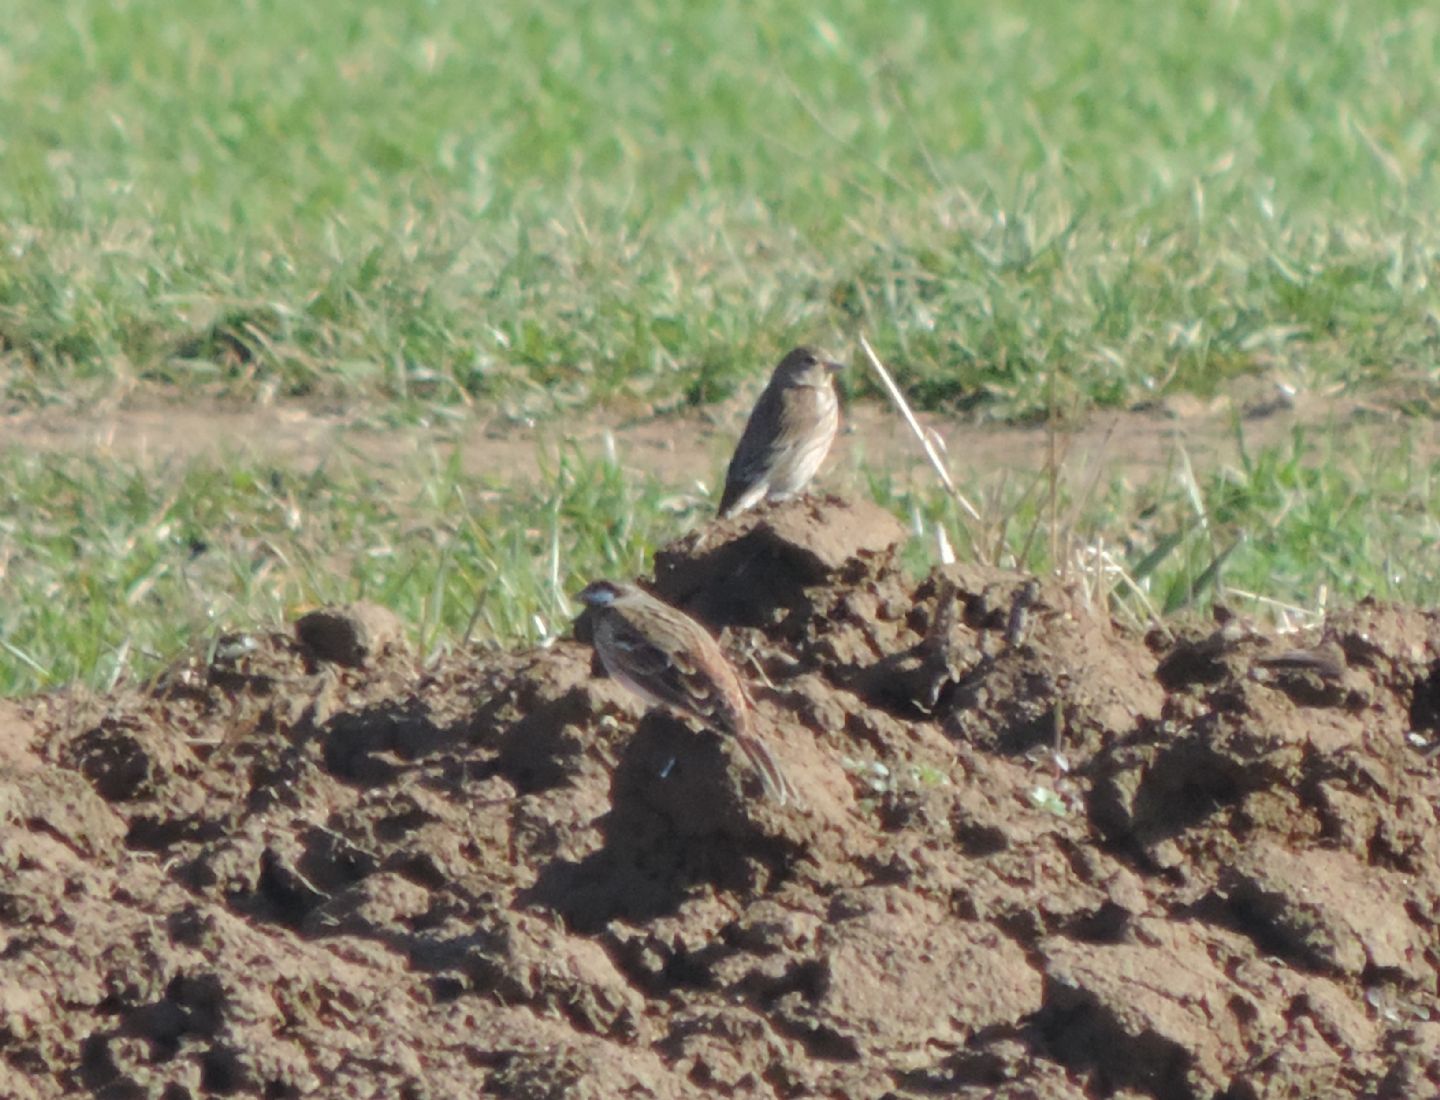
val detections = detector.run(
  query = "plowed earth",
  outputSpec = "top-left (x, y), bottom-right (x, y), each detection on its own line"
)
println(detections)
top-left (4, 497), bottom-right (1439, 1099)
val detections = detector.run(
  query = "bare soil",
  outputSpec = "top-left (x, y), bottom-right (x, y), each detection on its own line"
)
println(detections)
top-left (0, 375), bottom-right (1403, 497)
top-left (4, 495), bottom-right (1438, 1098)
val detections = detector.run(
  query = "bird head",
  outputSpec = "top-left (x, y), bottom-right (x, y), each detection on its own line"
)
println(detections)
top-left (773, 346), bottom-right (843, 388)
top-left (577, 579), bottom-right (628, 608)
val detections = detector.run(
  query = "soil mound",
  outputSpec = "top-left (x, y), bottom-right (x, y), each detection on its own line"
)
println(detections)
top-left (4, 497), bottom-right (1439, 1098)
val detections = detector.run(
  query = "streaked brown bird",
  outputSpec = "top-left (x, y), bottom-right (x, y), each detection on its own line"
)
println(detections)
top-left (718, 346), bottom-right (843, 519)
top-left (577, 579), bottom-right (793, 804)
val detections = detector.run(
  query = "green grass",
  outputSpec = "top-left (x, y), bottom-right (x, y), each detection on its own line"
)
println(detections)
top-left (2, 0), bottom-right (1437, 418)
top-left (874, 421), bottom-right (1440, 623)
top-left (0, 440), bottom-right (697, 693)
top-left (3, 0), bottom-right (1439, 694)
top-left (4, 423), bottom-right (1438, 696)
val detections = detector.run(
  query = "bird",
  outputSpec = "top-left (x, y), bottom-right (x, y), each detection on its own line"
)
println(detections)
top-left (718, 346), bottom-right (843, 519)
top-left (577, 579), bottom-right (793, 804)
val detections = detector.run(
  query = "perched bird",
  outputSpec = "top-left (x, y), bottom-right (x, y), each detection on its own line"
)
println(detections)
top-left (577, 579), bottom-right (792, 804)
top-left (718, 346), bottom-right (843, 519)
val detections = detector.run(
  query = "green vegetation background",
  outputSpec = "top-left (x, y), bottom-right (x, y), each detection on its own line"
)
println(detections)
top-left (2, 0), bottom-right (1437, 692)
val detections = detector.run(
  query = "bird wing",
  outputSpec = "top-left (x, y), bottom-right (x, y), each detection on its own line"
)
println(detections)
top-left (599, 602), bottom-right (787, 799)
top-left (718, 384), bottom-right (786, 516)
top-left (603, 612), bottom-right (734, 723)
top-left (719, 383), bottom-right (834, 514)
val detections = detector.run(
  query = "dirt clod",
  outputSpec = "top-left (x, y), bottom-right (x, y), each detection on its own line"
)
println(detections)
top-left (295, 602), bottom-right (406, 669)
top-left (6, 498), bottom-right (1440, 1098)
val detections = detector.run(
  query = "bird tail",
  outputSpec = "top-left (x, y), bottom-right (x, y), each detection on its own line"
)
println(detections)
top-left (736, 732), bottom-right (794, 805)
top-left (717, 478), bottom-right (764, 520)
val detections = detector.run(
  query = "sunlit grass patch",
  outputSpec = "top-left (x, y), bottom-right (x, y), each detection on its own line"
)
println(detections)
top-left (2, 0), bottom-right (1437, 419)
top-left (0, 442), bottom-right (701, 694)
top-left (866, 419), bottom-right (1440, 629)
top-left (4, 419), bottom-right (1436, 696)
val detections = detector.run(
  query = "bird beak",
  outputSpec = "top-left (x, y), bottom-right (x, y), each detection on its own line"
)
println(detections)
top-left (825, 361), bottom-right (845, 375)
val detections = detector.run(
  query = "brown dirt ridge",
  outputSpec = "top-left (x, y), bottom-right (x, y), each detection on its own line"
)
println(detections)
top-left (4, 495), bottom-right (1440, 1098)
